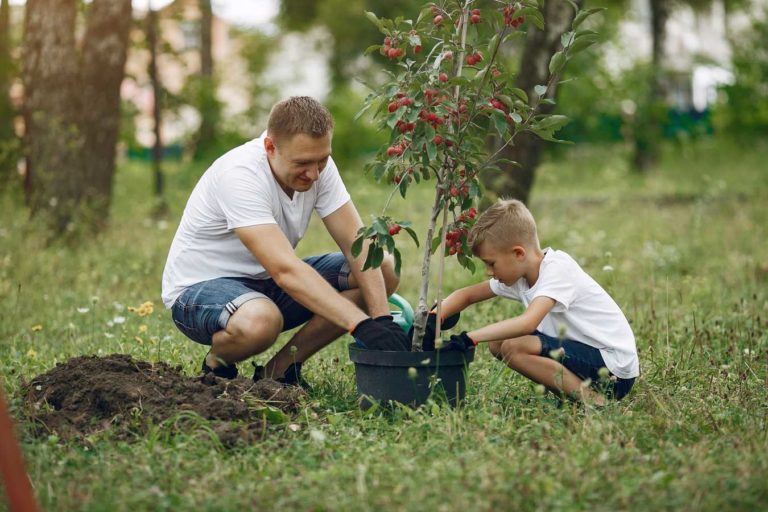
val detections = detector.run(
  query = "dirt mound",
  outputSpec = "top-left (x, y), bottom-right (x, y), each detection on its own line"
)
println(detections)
top-left (20, 354), bottom-right (305, 448)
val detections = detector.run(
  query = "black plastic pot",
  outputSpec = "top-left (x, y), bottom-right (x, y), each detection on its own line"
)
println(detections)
top-left (348, 343), bottom-right (474, 409)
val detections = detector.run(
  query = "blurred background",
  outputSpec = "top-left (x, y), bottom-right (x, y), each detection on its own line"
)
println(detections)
top-left (0, 0), bottom-right (766, 236)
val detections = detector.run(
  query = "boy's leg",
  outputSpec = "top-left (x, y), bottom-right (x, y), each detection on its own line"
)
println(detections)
top-left (494, 336), bottom-right (606, 405)
top-left (264, 252), bottom-right (400, 379)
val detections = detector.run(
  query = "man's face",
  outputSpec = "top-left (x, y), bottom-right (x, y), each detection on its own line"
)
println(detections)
top-left (265, 133), bottom-right (332, 196)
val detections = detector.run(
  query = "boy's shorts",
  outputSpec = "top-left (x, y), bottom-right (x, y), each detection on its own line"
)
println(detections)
top-left (535, 331), bottom-right (635, 400)
top-left (171, 252), bottom-right (351, 345)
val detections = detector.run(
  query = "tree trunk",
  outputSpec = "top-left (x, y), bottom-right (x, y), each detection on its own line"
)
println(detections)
top-left (632, 0), bottom-right (669, 172)
top-left (23, 0), bottom-right (82, 230)
top-left (481, 0), bottom-right (582, 206)
top-left (193, 0), bottom-right (218, 160)
top-left (0, 0), bottom-right (18, 187)
top-left (80, 0), bottom-right (132, 227)
top-left (22, 0), bottom-right (131, 234)
top-left (147, 7), bottom-right (166, 209)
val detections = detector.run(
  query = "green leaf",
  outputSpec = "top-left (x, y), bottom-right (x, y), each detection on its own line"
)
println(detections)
top-left (516, 7), bottom-right (544, 30)
top-left (510, 88), bottom-right (528, 103)
top-left (569, 32), bottom-right (600, 54)
top-left (351, 234), bottom-right (365, 258)
top-left (427, 140), bottom-right (437, 162)
top-left (371, 246), bottom-right (384, 268)
top-left (549, 51), bottom-right (567, 75)
top-left (536, 114), bottom-right (570, 131)
top-left (364, 11), bottom-right (382, 29)
top-left (492, 110), bottom-right (508, 137)
top-left (404, 227), bottom-right (420, 247)
top-left (534, 85), bottom-right (548, 97)
top-left (364, 44), bottom-right (381, 57)
top-left (393, 248), bottom-right (402, 277)
top-left (561, 31), bottom-right (575, 48)
top-left (255, 406), bottom-right (289, 424)
top-left (372, 218), bottom-right (390, 236)
top-left (510, 112), bottom-right (523, 124)
top-left (385, 234), bottom-right (395, 254)
top-left (572, 8), bottom-right (605, 29)
top-left (398, 175), bottom-right (409, 198)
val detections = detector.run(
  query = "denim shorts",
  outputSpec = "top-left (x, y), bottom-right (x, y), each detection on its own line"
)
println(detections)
top-left (171, 252), bottom-right (351, 345)
top-left (536, 331), bottom-right (635, 400)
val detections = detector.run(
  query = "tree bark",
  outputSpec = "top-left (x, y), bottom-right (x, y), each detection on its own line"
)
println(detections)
top-left (481, 0), bottom-right (582, 206)
top-left (147, 7), bottom-right (165, 205)
top-left (22, 0), bottom-right (131, 233)
top-left (193, 0), bottom-right (218, 160)
top-left (0, 0), bottom-right (18, 186)
top-left (80, 0), bottom-right (132, 227)
top-left (23, 0), bottom-right (82, 229)
top-left (632, 0), bottom-right (669, 172)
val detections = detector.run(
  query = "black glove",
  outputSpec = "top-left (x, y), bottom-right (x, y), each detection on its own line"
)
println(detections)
top-left (408, 305), bottom-right (462, 351)
top-left (353, 317), bottom-right (410, 351)
top-left (438, 331), bottom-right (476, 352)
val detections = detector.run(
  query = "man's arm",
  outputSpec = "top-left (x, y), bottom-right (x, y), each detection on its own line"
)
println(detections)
top-left (322, 201), bottom-right (390, 318)
top-left (467, 296), bottom-right (555, 343)
top-left (235, 223), bottom-right (368, 331)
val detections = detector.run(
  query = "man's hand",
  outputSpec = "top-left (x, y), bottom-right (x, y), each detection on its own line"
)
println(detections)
top-left (438, 332), bottom-right (477, 352)
top-left (353, 317), bottom-right (410, 351)
top-left (408, 306), bottom-right (462, 351)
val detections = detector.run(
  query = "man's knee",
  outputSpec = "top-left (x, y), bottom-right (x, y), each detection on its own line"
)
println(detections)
top-left (224, 299), bottom-right (283, 346)
top-left (380, 253), bottom-right (400, 296)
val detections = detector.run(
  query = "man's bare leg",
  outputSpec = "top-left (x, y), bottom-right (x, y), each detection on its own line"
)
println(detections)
top-left (265, 288), bottom-right (364, 378)
top-left (205, 298), bottom-right (284, 369)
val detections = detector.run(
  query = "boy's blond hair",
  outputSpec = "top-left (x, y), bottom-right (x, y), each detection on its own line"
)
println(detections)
top-left (469, 199), bottom-right (540, 253)
top-left (267, 96), bottom-right (333, 144)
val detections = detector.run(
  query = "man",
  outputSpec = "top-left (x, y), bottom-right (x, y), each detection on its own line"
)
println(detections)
top-left (162, 96), bottom-right (409, 387)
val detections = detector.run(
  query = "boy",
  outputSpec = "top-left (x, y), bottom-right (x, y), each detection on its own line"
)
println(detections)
top-left (435, 199), bottom-right (638, 404)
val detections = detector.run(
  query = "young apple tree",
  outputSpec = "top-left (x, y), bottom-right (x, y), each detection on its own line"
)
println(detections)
top-left (352, 0), bottom-right (602, 351)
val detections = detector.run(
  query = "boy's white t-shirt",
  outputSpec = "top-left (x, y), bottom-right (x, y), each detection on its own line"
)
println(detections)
top-left (490, 248), bottom-right (639, 379)
top-left (161, 134), bottom-right (351, 308)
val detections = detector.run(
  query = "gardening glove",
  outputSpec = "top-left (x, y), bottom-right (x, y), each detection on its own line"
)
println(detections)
top-left (409, 305), bottom-right (462, 351)
top-left (352, 317), bottom-right (411, 351)
top-left (438, 331), bottom-right (477, 352)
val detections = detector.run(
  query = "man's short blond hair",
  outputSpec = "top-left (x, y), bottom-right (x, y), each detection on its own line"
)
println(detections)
top-left (267, 96), bottom-right (333, 143)
top-left (469, 199), bottom-right (540, 253)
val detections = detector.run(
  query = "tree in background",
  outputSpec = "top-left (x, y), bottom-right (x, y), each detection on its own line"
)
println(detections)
top-left (191, 0), bottom-right (221, 160)
top-left (146, 5), bottom-right (167, 214)
top-left (481, 0), bottom-right (585, 205)
top-left (0, 0), bottom-right (20, 189)
top-left (23, 0), bottom-right (132, 235)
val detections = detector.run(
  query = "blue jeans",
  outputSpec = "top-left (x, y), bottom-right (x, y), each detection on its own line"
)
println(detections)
top-left (536, 331), bottom-right (635, 400)
top-left (171, 253), bottom-right (351, 345)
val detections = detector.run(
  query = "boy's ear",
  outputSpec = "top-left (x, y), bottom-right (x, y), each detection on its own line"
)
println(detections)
top-left (512, 245), bottom-right (526, 259)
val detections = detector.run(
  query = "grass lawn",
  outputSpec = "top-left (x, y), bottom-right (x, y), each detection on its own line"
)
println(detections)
top-left (1, 137), bottom-right (766, 511)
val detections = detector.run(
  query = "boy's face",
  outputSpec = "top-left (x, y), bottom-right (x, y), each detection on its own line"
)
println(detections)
top-left (474, 241), bottom-right (527, 286)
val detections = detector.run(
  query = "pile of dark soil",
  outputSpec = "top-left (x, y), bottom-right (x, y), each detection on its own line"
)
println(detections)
top-left (20, 354), bottom-right (305, 448)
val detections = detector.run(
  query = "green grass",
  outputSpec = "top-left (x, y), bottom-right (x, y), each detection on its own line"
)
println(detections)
top-left (1, 137), bottom-right (767, 511)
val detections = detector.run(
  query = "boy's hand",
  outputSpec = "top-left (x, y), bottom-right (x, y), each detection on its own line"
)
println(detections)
top-left (406, 304), bottom-right (461, 351)
top-left (353, 317), bottom-right (410, 351)
top-left (438, 332), bottom-right (477, 352)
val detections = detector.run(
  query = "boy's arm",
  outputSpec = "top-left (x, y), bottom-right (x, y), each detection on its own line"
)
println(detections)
top-left (438, 281), bottom-right (495, 319)
top-left (467, 296), bottom-right (555, 343)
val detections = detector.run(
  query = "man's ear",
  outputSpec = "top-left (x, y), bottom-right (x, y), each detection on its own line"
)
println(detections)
top-left (264, 136), bottom-right (276, 155)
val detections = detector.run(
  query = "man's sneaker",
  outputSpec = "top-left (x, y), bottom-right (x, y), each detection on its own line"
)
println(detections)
top-left (253, 361), bottom-right (311, 390)
top-left (201, 353), bottom-right (238, 379)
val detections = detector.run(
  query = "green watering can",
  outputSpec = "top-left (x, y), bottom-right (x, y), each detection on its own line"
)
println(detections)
top-left (388, 293), bottom-right (414, 332)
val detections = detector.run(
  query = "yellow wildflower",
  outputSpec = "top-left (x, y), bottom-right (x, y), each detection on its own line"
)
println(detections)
top-left (26, 349), bottom-right (38, 359)
top-left (138, 324), bottom-right (148, 333)
top-left (128, 301), bottom-right (155, 317)
top-left (31, 324), bottom-right (43, 332)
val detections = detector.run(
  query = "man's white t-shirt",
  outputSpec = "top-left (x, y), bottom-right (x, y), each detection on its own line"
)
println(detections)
top-left (161, 134), bottom-right (351, 308)
top-left (490, 249), bottom-right (640, 379)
